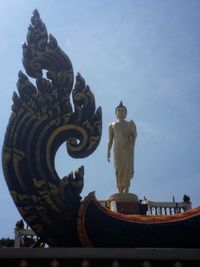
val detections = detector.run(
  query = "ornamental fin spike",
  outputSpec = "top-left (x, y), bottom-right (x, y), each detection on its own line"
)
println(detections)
top-left (2, 10), bottom-right (102, 247)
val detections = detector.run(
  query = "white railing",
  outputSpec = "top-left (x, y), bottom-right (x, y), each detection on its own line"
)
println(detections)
top-left (142, 199), bottom-right (192, 215)
top-left (14, 228), bottom-right (36, 248)
top-left (100, 196), bottom-right (192, 216)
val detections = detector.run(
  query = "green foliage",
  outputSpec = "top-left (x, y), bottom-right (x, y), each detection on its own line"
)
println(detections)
top-left (0, 238), bottom-right (14, 247)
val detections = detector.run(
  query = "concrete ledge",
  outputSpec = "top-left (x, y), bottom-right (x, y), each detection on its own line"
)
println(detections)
top-left (0, 248), bottom-right (200, 260)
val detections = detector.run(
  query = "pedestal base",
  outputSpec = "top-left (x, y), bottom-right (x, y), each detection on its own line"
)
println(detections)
top-left (115, 201), bottom-right (141, 214)
top-left (108, 193), bottom-right (147, 215)
top-left (109, 192), bottom-right (139, 202)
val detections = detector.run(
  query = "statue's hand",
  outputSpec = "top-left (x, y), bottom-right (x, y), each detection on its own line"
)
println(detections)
top-left (129, 135), bottom-right (134, 144)
top-left (107, 151), bottom-right (111, 162)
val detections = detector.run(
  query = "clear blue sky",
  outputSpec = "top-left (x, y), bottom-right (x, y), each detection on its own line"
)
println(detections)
top-left (0, 0), bottom-right (200, 238)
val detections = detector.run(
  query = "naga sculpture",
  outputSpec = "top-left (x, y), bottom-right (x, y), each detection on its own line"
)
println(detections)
top-left (2, 10), bottom-right (102, 247)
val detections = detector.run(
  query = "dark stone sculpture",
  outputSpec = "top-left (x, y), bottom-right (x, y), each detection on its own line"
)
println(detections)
top-left (2, 10), bottom-right (102, 247)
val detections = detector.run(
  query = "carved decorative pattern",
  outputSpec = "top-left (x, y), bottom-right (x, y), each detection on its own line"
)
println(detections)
top-left (2, 10), bottom-right (102, 246)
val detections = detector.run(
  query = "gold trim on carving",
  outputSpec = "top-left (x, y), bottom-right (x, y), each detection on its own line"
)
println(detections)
top-left (46, 124), bottom-right (88, 178)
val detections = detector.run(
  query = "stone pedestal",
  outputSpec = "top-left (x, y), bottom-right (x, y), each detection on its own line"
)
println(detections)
top-left (114, 201), bottom-right (140, 214)
top-left (109, 192), bottom-right (139, 202)
top-left (109, 193), bottom-right (147, 215)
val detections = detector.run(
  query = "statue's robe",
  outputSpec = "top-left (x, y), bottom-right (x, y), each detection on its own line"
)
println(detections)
top-left (109, 120), bottom-right (137, 191)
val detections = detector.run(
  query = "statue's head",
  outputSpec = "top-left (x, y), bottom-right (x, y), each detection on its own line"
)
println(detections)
top-left (115, 101), bottom-right (127, 120)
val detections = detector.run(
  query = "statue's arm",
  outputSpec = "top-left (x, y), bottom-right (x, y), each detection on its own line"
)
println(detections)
top-left (130, 120), bottom-right (137, 142)
top-left (107, 124), bottom-right (114, 162)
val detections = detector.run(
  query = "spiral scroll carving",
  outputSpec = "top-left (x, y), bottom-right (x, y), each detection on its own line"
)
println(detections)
top-left (2, 10), bottom-right (102, 247)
